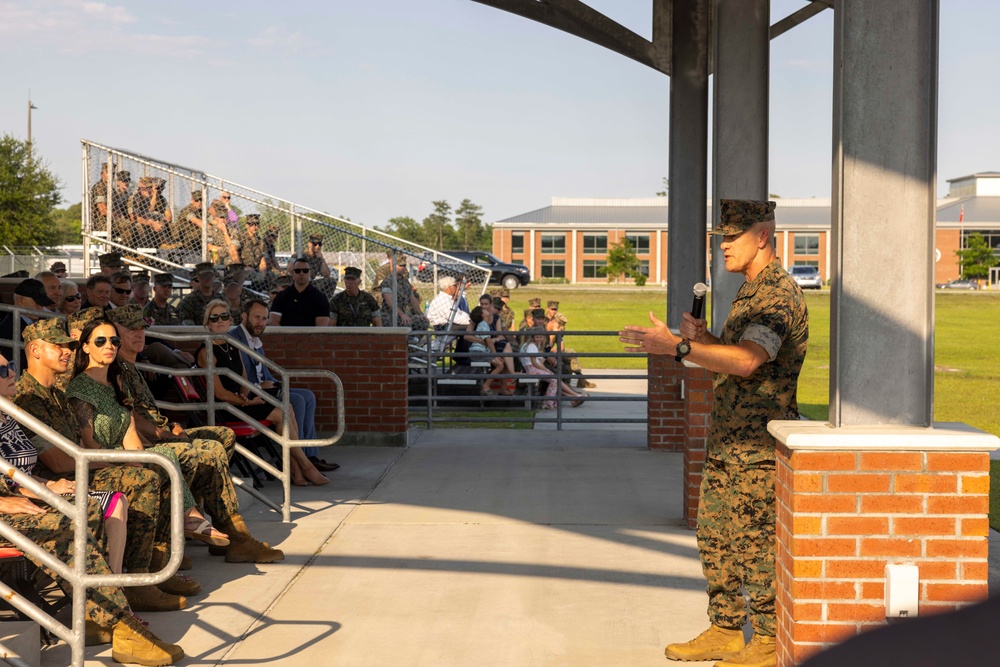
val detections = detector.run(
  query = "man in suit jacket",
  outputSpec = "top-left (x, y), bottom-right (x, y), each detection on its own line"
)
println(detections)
top-left (229, 298), bottom-right (338, 472)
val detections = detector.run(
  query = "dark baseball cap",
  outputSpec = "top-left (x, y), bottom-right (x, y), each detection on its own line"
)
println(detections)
top-left (14, 278), bottom-right (55, 307)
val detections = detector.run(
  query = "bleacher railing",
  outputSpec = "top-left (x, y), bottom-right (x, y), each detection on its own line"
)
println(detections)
top-left (0, 397), bottom-right (184, 667)
top-left (80, 140), bottom-right (492, 321)
top-left (408, 329), bottom-right (649, 429)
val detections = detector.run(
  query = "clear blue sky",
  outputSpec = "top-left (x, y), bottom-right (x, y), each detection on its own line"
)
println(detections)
top-left (1, 1), bottom-right (996, 228)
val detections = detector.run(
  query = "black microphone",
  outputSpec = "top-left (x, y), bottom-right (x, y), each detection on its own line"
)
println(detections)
top-left (691, 282), bottom-right (708, 320)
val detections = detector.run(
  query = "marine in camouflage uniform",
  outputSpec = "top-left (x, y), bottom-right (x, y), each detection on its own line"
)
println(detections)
top-left (329, 267), bottom-right (380, 326)
top-left (487, 287), bottom-right (515, 332)
top-left (90, 166), bottom-right (111, 234)
top-left (14, 365), bottom-right (168, 577)
top-left (144, 299), bottom-right (181, 327)
top-left (233, 214), bottom-right (267, 275)
top-left (177, 263), bottom-right (223, 325)
top-left (622, 200), bottom-right (807, 665)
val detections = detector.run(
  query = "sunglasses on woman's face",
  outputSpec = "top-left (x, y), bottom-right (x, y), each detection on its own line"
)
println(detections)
top-left (92, 336), bottom-right (122, 349)
top-left (208, 312), bottom-right (232, 323)
top-left (64, 294), bottom-right (82, 302)
top-left (0, 361), bottom-right (17, 379)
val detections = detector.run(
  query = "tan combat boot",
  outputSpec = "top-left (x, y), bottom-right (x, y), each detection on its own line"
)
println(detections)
top-left (715, 634), bottom-right (775, 667)
top-left (123, 582), bottom-right (187, 613)
top-left (216, 514), bottom-right (284, 563)
top-left (664, 625), bottom-right (745, 662)
top-left (111, 614), bottom-right (184, 666)
top-left (149, 544), bottom-right (192, 571)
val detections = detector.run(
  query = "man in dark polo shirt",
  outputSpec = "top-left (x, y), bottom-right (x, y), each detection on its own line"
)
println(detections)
top-left (268, 257), bottom-right (331, 326)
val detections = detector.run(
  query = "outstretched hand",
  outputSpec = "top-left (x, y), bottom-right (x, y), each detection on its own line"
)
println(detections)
top-left (619, 311), bottom-right (679, 355)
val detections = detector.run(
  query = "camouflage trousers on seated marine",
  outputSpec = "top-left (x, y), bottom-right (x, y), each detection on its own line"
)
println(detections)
top-left (39, 465), bottom-right (167, 574)
top-left (697, 457), bottom-right (777, 637)
top-left (2, 501), bottom-right (131, 630)
top-left (153, 437), bottom-right (239, 524)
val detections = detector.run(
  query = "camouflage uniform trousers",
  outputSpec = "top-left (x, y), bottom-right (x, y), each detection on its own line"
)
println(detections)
top-left (154, 437), bottom-right (239, 525)
top-left (2, 500), bottom-right (130, 629)
top-left (50, 466), bottom-right (167, 574)
top-left (696, 457), bottom-right (777, 637)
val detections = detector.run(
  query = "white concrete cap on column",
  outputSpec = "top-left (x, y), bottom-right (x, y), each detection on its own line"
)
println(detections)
top-left (768, 420), bottom-right (1000, 452)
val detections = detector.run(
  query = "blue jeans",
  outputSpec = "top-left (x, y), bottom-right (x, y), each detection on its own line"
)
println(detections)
top-left (288, 387), bottom-right (319, 457)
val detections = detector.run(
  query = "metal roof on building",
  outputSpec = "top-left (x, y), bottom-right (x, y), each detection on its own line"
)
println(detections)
top-left (496, 196), bottom-right (1000, 229)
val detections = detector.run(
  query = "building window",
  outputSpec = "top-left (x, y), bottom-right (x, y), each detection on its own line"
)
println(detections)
top-left (625, 233), bottom-right (650, 254)
top-left (511, 233), bottom-right (524, 255)
top-left (541, 234), bottom-right (566, 254)
top-left (638, 260), bottom-right (650, 277)
top-left (794, 234), bottom-right (819, 256)
top-left (793, 260), bottom-right (819, 268)
top-left (583, 234), bottom-right (607, 254)
top-left (541, 260), bottom-right (565, 278)
top-left (582, 259), bottom-right (606, 279)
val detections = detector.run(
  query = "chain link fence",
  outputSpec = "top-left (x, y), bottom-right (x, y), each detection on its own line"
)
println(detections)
top-left (81, 140), bottom-right (490, 311)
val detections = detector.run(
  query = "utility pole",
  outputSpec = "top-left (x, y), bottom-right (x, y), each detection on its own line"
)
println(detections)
top-left (27, 97), bottom-right (38, 149)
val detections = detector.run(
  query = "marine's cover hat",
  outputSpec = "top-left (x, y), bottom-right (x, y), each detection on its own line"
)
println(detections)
top-left (108, 304), bottom-right (150, 330)
top-left (22, 317), bottom-right (76, 346)
top-left (711, 199), bottom-right (777, 236)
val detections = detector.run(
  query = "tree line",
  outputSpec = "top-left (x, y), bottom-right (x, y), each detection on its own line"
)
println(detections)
top-left (376, 199), bottom-right (492, 251)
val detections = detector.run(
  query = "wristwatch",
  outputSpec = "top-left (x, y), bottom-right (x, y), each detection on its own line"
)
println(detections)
top-left (674, 338), bottom-right (692, 363)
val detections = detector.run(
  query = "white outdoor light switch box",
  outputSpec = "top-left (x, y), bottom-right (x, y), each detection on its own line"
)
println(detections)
top-left (885, 563), bottom-right (919, 618)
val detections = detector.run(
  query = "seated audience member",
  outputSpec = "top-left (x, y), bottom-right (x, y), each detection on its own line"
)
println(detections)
top-left (82, 274), bottom-right (113, 310)
top-left (210, 191), bottom-right (239, 235)
top-left (231, 299), bottom-right (339, 472)
top-left (109, 272), bottom-right (133, 309)
top-left (230, 213), bottom-right (267, 272)
top-left (67, 317), bottom-right (230, 552)
top-left (261, 226), bottom-right (283, 274)
top-left (143, 273), bottom-right (180, 326)
top-left (49, 261), bottom-right (68, 279)
top-left (130, 271), bottom-right (151, 308)
top-left (464, 306), bottom-right (506, 396)
top-left (13, 317), bottom-right (190, 612)
top-left (517, 298), bottom-right (543, 330)
top-left (34, 270), bottom-right (63, 308)
top-left (174, 190), bottom-right (219, 258)
top-left (0, 479), bottom-right (184, 663)
top-left (544, 300), bottom-right (594, 389)
top-left (128, 177), bottom-right (171, 248)
top-left (490, 287), bottom-right (515, 331)
top-left (110, 305), bottom-right (283, 563)
top-left (481, 294), bottom-right (517, 390)
top-left (58, 279), bottom-right (83, 317)
top-left (197, 300), bottom-right (329, 486)
top-left (268, 258), bottom-right (331, 327)
top-left (378, 258), bottom-right (428, 330)
top-left (0, 278), bottom-right (55, 369)
top-left (426, 276), bottom-right (471, 330)
top-left (1, 351), bottom-right (129, 575)
top-left (329, 267), bottom-right (381, 327)
top-left (98, 252), bottom-right (126, 278)
top-left (295, 234), bottom-right (337, 304)
top-left (178, 262), bottom-right (223, 325)
top-left (521, 328), bottom-right (587, 410)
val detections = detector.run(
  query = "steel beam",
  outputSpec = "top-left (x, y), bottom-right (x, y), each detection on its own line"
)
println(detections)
top-left (830, 0), bottom-right (938, 426)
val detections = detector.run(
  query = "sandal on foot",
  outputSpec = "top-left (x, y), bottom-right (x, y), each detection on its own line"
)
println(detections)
top-left (184, 519), bottom-right (230, 547)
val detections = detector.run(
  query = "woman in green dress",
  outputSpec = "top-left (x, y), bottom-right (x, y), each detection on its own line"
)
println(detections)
top-left (65, 318), bottom-right (229, 548)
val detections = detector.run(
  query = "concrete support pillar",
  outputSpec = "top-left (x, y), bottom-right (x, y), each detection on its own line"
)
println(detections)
top-left (710, 0), bottom-right (770, 334)
top-left (666, 0), bottom-right (710, 329)
top-left (830, 0), bottom-right (938, 426)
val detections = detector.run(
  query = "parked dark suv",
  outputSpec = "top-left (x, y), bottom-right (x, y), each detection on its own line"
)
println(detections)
top-left (416, 251), bottom-right (531, 290)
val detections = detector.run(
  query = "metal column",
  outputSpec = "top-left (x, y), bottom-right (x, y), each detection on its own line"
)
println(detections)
top-left (666, 0), bottom-right (710, 329)
top-left (830, 0), bottom-right (938, 426)
top-left (710, 0), bottom-right (770, 334)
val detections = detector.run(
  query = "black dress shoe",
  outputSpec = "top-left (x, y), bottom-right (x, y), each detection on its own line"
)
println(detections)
top-left (309, 455), bottom-right (340, 471)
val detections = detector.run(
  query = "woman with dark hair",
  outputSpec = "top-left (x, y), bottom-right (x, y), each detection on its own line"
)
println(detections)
top-left (65, 318), bottom-right (230, 547)
top-left (465, 306), bottom-right (506, 395)
top-left (196, 300), bottom-right (328, 486)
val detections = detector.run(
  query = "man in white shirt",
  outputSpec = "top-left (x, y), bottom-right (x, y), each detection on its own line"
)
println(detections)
top-left (426, 276), bottom-right (471, 330)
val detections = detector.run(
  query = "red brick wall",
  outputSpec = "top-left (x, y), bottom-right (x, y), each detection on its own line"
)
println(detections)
top-left (682, 366), bottom-right (713, 528)
top-left (161, 327), bottom-right (409, 444)
top-left (647, 355), bottom-right (685, 452)
top-left (775, 444), bottom-right (991, 665)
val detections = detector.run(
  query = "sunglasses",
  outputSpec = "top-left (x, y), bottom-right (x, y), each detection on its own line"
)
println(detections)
top-left (208, 312), bottom-right (232, 323)
top-left (293, 268), bottom-right (310, 274)
top-left (311, 241), bottom-right (322, 246)
top-left (0, 361), bottom-right (16, 379)
top-left (92, 336), bottom-right (122, 349)
top-left (221, 196), bottom-right (231, 200)
top-left (64, 294), bottom-right (82, 302)
top-left (113, 286), bottom-right (132, 295)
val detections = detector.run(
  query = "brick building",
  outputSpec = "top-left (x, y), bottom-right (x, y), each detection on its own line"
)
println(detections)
top-left (492, 172), bottom-right (1000, 288)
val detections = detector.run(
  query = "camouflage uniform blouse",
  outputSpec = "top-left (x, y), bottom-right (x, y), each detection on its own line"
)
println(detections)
top-left (234, 229), bottom-right (266, 270)
top-left (144, 300), bottom-right (181, 326)
top-left (708, 259), bottom-right (808, 465)
top-left (178, 290), bottom-right (223, 325)
top-left (330, 290), bottom-right (380, 327)
top-left (13, 372), bottom-right (81, 450)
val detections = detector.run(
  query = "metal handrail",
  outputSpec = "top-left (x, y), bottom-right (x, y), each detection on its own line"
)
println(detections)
top-left (409, 328), bottom-right (649, 429)
top-left (0, 396), bottom-right (184, 667)
top-left (135, 327), bottom-right (345, 523)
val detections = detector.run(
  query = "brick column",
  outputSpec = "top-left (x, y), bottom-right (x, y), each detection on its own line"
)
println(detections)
top-left (682, 365), bottom-right (713, 528)
top-left (769, 421), bottom-right (999, 666)
top-left (647, 355), bottom-right (685, 451)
